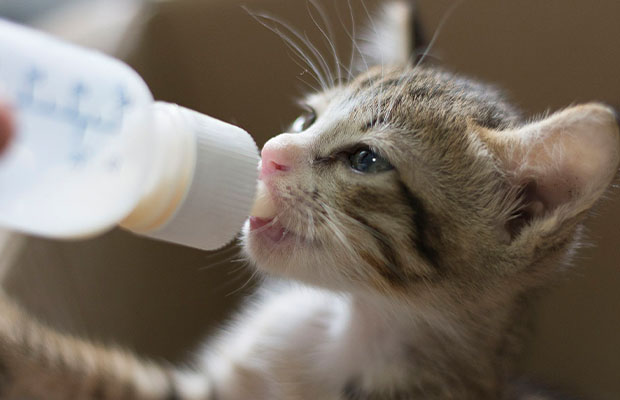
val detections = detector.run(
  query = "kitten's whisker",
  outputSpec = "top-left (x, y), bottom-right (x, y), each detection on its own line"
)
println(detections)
top-left (359, 0), bottom-right (377, 35)
top-left (306, 0), bottom-right (345, 86)
top-left (303, 30), bottom-right (336, 88)
top-left (273, 26), bottom-right (327, 90)
top-left (413, 0), bottom-right (464, 71)
top-left (260, 24), bottom-right (324, 89)
top-left (250, 11), bottom-right (334, 90)
top-left (225, 262), bottom-right (263, 297)
top-left (198, 255), bottom-right (244, 272)
top-left (320, 219), bottom-right (357, 261)
top-left (347, 0), bottom-right (368, 75)
top-left (198, 246), bottom-right (243, 271)
top-left (318, 201), bottom-right (369, 234)
top-left (288, 55), bottom-right (322, 92)
top-left (319, 201), bottom-right (388, 246)
top-left (306, 207), bottom-right (317, 241)
top-left (302, 208), bottom-right (311, 240)
top-left (293, 226), bottom-right (303, 260)
top-left (317, 212), bottom-right (382, 285)
top-left (310, 0), bottom-right (355, 83)
top-left (317, 202), bottom-right (358, 257)
top-left (296, 75), bottom-right (321, 93)
top-left (335, 0), bottom-right (366, 78)
top-left (319, 202), bottom-right (409, 283)
top-left (359, 0), bottom-right (385, 73)
top-left (244, 7), bottom-right (329, 90)
top-left (357, 0), bottom-right (387, 121)
top-left (310, 210), bottom-right (317, 240)
top-left (286, 46), bottom-right (326, 90)
top-left (414, 48), bottom-right (443, 64)
top-left (198, 243), bottom-right (239, 264)
top-left (201, 251), bottom-right (259, 296)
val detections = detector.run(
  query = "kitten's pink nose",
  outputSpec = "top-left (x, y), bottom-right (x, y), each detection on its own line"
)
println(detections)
top-left (260, 134), bottom-right (304, 179)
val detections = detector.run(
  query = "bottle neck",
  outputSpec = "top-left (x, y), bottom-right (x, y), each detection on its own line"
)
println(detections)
top-left (121, 102), bottom-right (260, 251)
top-left (120, 102), bottom-right (196, 233)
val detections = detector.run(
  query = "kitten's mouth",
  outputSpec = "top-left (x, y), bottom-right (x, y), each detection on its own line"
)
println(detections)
top-left (249, 180), bottom-right (292, 243)
top-left (249, 217), bottom-right (290, 243)
top-left (248, 181), bottom-right (310, 246)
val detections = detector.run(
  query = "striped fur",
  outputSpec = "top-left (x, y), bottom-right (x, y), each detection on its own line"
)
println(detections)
top-left (0, 1), bottom-right (617, 399)
top-left (0, 291), bottom-right (209, 399)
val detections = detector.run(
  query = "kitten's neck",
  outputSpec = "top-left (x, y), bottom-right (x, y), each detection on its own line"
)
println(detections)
top-left (340, 287), bottom-right (525, 397)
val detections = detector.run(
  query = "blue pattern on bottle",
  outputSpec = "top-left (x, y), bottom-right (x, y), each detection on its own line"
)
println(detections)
top-left (13, 66), bottom-right (133, 165)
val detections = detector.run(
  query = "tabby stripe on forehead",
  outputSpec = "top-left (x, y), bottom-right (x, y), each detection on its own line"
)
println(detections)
top-left (343, 210), bottom-right (408, 286)
top-left (397, 180), bottom-right (442, 272)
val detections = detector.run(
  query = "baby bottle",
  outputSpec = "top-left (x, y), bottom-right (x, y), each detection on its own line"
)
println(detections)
top-left (0, 18), bottom-right (263, 250)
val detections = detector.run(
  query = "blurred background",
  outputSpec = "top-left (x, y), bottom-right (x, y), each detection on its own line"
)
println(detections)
top-left (0, 0), bottom-right (619, 398)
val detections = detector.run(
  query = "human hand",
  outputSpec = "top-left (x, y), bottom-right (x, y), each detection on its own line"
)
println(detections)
top-left (0, 103), bottom-right (13, 155)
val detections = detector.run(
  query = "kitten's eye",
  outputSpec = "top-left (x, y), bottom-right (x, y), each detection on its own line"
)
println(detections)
top-left (349, 148), bottom-right (393, 173)
top-left (291, 108), bottom-right (317, 132)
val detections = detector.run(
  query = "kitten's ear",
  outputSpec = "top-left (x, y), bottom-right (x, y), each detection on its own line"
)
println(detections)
top-left (481, 103), bottom-right (620, 236)
top-left (358, 1), bottom-right (422, 69)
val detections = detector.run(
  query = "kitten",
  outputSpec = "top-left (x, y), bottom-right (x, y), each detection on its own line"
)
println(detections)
top-left (0, 1), bottom-right (618, 399)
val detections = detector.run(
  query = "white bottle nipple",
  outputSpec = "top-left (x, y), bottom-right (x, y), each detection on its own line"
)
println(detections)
top-left (250, 180), bottom-right (276, 219)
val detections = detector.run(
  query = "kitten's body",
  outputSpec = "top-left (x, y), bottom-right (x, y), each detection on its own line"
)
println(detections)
top-left (207, 282), bottom-right (525, 400)
top-left (0, 2), bottom-right (617, 399)
top-left (0, 279), bottom-right (559, 399)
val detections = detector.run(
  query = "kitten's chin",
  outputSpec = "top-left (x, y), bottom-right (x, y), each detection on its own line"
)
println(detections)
top-left (242, 220), bottom-right (359, 291)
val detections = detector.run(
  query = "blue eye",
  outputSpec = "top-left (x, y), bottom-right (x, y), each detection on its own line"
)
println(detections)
top-left (349, 148), bottom-right (393, 173)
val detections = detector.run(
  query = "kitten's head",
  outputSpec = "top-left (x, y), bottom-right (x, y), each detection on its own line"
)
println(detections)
top-left (242, 2), bottom-right (619, 300)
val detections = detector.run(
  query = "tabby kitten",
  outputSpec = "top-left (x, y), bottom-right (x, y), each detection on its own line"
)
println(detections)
top-left (0, 2), bottom-right (618, 399)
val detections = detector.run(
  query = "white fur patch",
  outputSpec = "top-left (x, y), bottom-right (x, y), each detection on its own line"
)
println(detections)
top-left (174, 370), bottom-right (212, 400)
top-left (359, 1), bottom-right (413, 67)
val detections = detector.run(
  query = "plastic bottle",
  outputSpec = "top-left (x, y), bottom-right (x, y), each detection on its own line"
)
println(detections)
top-left (0, 18), bottom-right (261, 251)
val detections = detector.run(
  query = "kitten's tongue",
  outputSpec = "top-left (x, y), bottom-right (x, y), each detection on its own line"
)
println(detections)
top-left (249, 216), bottom-right (287, 242)
top-left (250, 180), bottom-right (276, 219)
